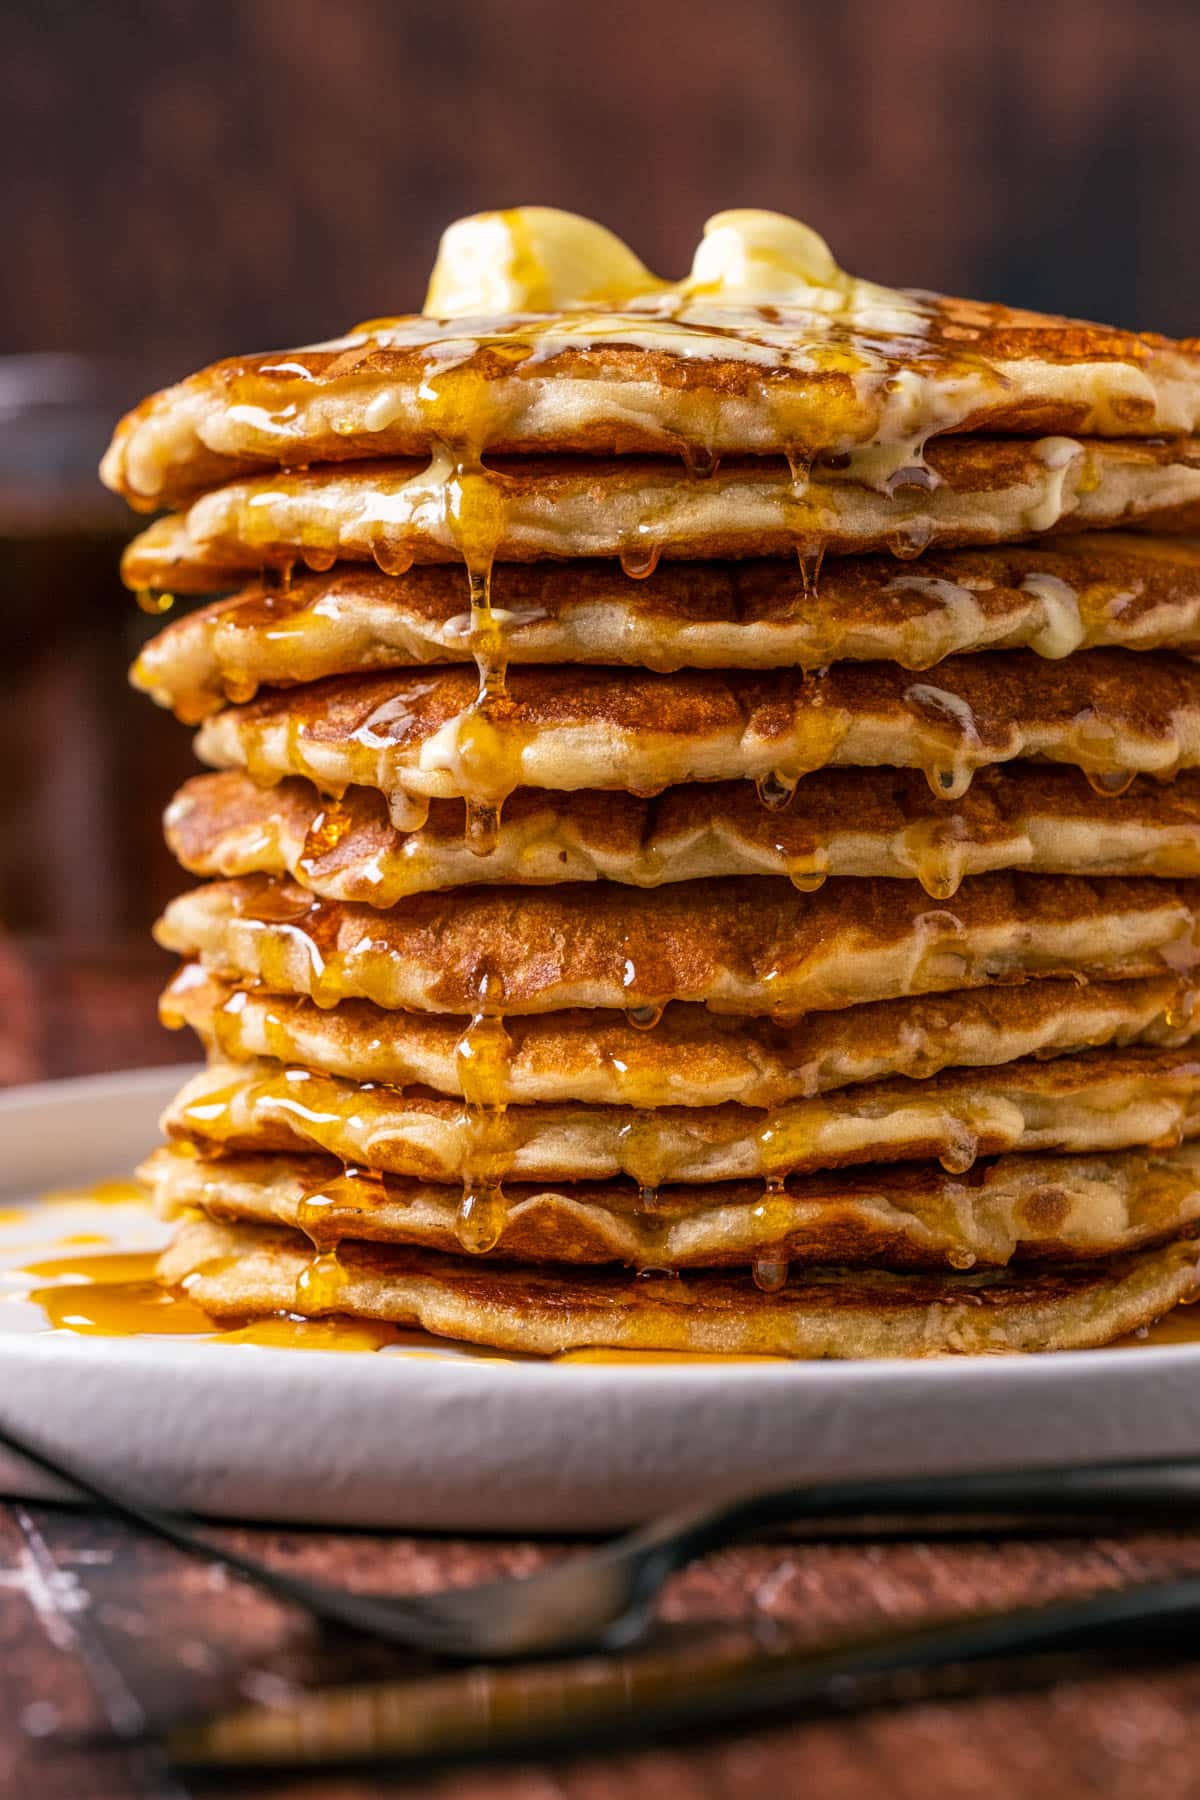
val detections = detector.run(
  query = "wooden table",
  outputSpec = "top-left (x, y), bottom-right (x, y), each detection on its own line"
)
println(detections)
top-left (5, 956), bottom-right (1200, 1799)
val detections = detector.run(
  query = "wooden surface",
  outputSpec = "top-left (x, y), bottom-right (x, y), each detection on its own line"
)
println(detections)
top-left (3, 980), bottom-right (1200, 1795)
top-left (6, 1502), bottom-right (1200, 1797)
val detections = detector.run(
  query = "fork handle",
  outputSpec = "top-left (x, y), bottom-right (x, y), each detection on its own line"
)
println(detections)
top-left (622, 1459), bottom-right (1200, 1579)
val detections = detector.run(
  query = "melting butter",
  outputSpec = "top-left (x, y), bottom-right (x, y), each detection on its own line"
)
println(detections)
top-left (421, 206), bottom-right (929, 330)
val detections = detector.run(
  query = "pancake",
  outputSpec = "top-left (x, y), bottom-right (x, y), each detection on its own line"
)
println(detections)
top-left (191, 652), bottom-right (1200, 815)
top-left (101, 208), bottom-right (1200, 510)
top-left (120, 438), bottom-right (1200, 594)
top-left (131, 537), bottom-right (1200, 723)
top-left (157, 1213), bottom-right (1200, 1354)
top-left (155, 874), bottom-right (1200, 1017)
top-left (165, 763), bottom-right (1200, 907)
top-left (144, 1141), bottom-right (1200, 1272)
top-left (163, 1046), bottom-right (1200, 1187)
top-left (165, 967), bottom-right (1200, 1108)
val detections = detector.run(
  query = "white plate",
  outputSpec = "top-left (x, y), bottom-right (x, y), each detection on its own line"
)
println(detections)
top-left (2, 1067), bottom-right (1200, 1532)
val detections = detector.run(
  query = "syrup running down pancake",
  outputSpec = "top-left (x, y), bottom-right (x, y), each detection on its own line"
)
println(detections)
top-left (163, 1046), bottom-right (1200, 1186)
top-left (121, 438), bottom-right (1200, 596)
top-left (190, 653), bottom-right (1200, 825)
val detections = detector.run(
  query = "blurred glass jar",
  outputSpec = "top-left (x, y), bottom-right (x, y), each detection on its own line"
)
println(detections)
top-left (1, 355), bottom-right (199, 1075)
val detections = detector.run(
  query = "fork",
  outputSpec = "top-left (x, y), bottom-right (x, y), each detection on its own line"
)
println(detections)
top-left (3, 1410), bottom-right (1200, 1660)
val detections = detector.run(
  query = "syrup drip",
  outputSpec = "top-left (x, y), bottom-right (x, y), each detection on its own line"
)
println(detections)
top-left (682, 442), bottom-right (719, 480)
top-left (1164, 984), bottom-right (1197, 1032)
top-left (417, 355), bottom-right (534, 853)
top-left (619, 545), bottom-right (662, 581)
top-left (901, 816), bottom-right (971, 901)
top-left (301, 546), bottom-right (337, 573)
top-left (756, 770), bottom-right (798, 811)
top-left (751, 1259), bottom-right (790, 1294)
top-left (784, 446), bottom-right (814, 493)
top-left (625, 1003), bottom-right (664, 1031)
top-left (889, 518), bottom-right (935, 560)
top-left (373, 541), bottom-right (415, 578)
top-left (298, 800), bottom-right (355, 879)
top-left (1086, 767), bottom-right (1138, 798)
top-left (779, 846), bottom-right (829, 893)
top-left (937, 1121), bottom-right (980, 1176)
top-left (294, 1164), bottom-right (372, 1253)
top-left (884, 461), bottom-right (938, 499)
top-left (796, 539), bottom-right (826, 598)
top-left (295, 1249), bottom-right (349, 1311)
top-left (135, 588), bottom-right (174, 615)
top-left (453, 968), bottom-right (513, 1253)
top-left (905, 682), bottom-right (982, 801)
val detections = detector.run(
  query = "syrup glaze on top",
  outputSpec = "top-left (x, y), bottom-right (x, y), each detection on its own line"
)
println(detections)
top-left (102, 207), bottom-right (1200, 513)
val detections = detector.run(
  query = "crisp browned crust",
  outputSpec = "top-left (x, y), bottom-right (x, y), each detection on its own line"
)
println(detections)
top-left (155, 872), bottom-right (1200, 1016)
top-left (163, 765), bottom-right (1200, 904)
top-left (190, 650), bottom-right (1200, 806)
top-left (157, 1213), bottom-right (1200, 1354)
top-left (131, 535), bottom-right (1200, 720)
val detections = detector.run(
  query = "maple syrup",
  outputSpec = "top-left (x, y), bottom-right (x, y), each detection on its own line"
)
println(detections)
top-left (6, 1205), bottom-right (407, 1352)
top-left (452, 968), bottom-right (514, 1252)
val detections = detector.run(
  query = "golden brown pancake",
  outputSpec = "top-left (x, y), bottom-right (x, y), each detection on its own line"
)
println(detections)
top-left (166, 765), bottom-right (1200, 906)
top-left (158, 1213), bottom-right (1200, 1354)
top-left (155, 873), bottom-right (1200, 1017)
top-left (131, 537), bottom-right (1200, 723)
top-left (101, 205), bottom-right (1200, 509)
top-left (145, 1141), bottom-right (1200, 1272)
top-left (121, 440), bottom-right (1200, 593)
top-left (163, 1047), bottom-right (1200, 1187)
top-left (165, 967), bottom-right (1200, 1108)
top-left (192, 651), bottom-right (1200, 813)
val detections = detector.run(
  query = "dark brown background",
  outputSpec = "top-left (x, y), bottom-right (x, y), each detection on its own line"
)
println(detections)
top-left (3, 0), bottom-right (1200, 1078)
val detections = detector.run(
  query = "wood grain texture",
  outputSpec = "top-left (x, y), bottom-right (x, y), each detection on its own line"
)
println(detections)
top-left (8, 1505), bottom-right (1200, 1796)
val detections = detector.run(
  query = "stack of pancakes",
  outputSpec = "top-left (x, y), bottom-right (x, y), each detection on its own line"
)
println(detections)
top-left (103, 208), bottom-right (1200, 1355)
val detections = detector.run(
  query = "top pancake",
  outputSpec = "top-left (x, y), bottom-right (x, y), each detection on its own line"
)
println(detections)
top-left (132, 535), bottom-right (1200, 722)
top-left (121, 438), bottom-right (1200, 593)
top-left (101, 209), bottom-right (1200, 510)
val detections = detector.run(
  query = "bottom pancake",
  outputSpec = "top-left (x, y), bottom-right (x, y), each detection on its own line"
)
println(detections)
top-left (142, 1142), bottom-right (1200, 1270)
top-left (158, 1216), bottom-right (1200, 1357)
